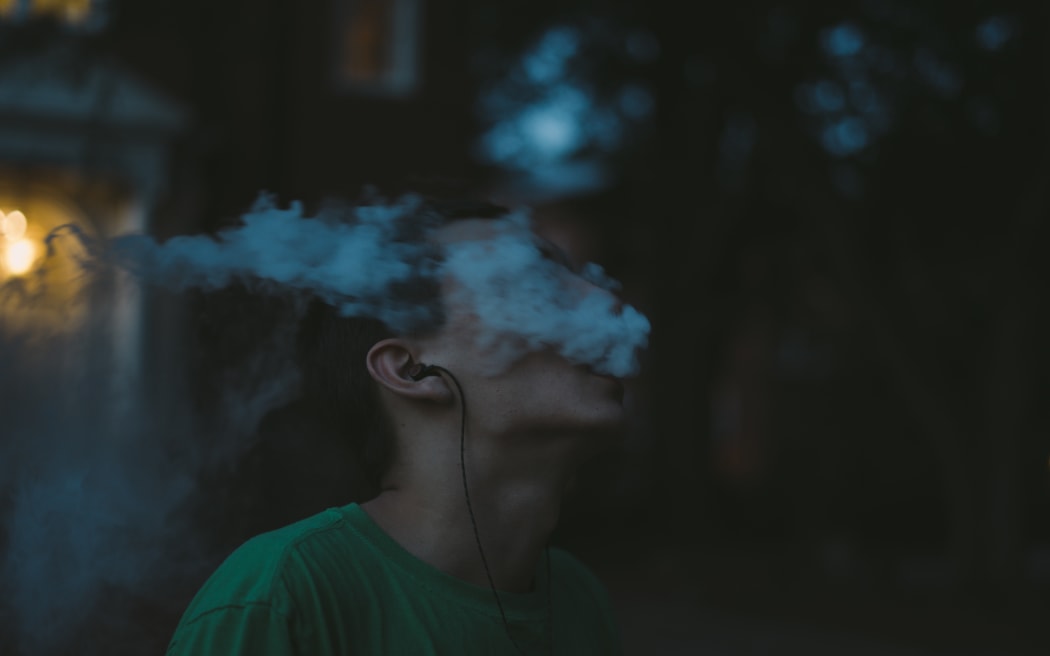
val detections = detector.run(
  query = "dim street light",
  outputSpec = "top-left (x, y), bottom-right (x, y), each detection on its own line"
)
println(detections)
top-left (1, 209), bottom-right (27, 241)
top-left (5, 239), bottom-right (36, 275)
top-left (1, 209), bottom-right (37, 276)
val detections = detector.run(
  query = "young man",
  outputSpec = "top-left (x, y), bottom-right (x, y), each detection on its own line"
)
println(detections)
top-left (166, 200), bottom-right (644, 654)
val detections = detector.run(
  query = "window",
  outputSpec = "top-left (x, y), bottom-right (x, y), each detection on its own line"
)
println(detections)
top-left (335, 0), bottom-right (422, 97)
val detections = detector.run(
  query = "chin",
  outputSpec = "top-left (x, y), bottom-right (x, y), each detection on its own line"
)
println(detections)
top-left (575, 374), bottom-right (627, 425)
top-left (579, 403), bottom-right (627, 439)
top-left (572, 416), bottom-right (625, 460)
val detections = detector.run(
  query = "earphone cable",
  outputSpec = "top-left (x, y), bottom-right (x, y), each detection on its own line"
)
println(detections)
top-left (426, 365), bottom-right (530, 654)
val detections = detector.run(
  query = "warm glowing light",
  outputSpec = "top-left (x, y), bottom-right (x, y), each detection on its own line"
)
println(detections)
top-left (59, 0), bottom-right (91, 22)
top-left (5, 239), bottom-right (36, 275)
top-left (0, 0), bottom-right (94, 22)
top-left (0, 193), bottom-right (93, 333)
top-left (32, 0), bottom-right (91, 17)
top-left (1, 210), bottom-right (28, 241)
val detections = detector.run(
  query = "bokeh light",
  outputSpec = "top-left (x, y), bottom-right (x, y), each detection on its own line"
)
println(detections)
top-left (1, 209), bottom-right (28, 241)
top-left (4, 239), bottom-right (36, 275)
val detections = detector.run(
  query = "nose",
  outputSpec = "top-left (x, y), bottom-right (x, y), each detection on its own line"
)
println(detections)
top-left (571, 275), bottom-right (623, 313)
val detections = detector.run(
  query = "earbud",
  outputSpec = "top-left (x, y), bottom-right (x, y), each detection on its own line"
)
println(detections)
top-left (409, 363), bottom-right (440, 381)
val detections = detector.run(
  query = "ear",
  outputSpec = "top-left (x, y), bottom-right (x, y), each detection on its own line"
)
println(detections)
top-left (366, 338), bottom-right (454, 404)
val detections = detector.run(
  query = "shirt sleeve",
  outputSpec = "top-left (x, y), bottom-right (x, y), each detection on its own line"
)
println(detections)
top-left (549, 548), bottom-right (624, 655)
top-left (576, 563), bottom-right (624, 655)
top-left (166, 603), bottom-right (299, 656)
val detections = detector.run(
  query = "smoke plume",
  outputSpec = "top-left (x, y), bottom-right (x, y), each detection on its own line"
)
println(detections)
top-left (98, 195), bottom-right (648, 374)
top-left (0, 193), bottom-right (648, 654)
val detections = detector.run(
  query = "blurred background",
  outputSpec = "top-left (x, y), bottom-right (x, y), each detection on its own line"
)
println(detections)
top-left (1, 0), bottom-right (1049, 654)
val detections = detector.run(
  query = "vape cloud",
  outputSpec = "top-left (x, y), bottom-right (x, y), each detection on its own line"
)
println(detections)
top-left (0, 193), bottom-right (649, 654)
top-left (0, 256), bottom-right (306, 656)
top-left (0, 314), bottom-right (203, 656)
top-left (106, 195), bottom-right (441, 335)
top-left (83, 195), bottom-right (649, 376)
top-left (442, 213), bottom-right (649, 377)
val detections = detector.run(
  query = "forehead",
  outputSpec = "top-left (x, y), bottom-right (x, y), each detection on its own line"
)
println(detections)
top-left (430, 216), bottom-right (573, 262)
top-left (431, 216), bottom-right (531, 246)
top-left (427, 215), bottom-right (572, 313)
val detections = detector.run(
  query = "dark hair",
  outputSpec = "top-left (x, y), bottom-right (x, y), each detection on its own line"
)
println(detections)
top-left (294, 199), bottom-right (509, 494)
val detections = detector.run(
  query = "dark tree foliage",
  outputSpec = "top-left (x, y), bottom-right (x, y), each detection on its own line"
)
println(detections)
top-left (469, 0), bottom-right (1050, 600)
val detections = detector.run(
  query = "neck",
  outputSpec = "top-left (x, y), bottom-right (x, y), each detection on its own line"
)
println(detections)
top-left (361, 436), bottom-right (577, 593)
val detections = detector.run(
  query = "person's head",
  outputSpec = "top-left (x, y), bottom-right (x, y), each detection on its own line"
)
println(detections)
top-left (294, 199), bottom-right (504, 492)
top-left (296, 198), bottom-right (644, 493)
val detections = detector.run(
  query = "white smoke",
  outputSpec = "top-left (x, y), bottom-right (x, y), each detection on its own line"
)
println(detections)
top-left (0, 192), bottom-right (649, 654)
top-left (108, 195), bottom-right (440, 334)
top-left (442, 213), bottom-right (649, 377)
top-left (0, 313), bottom-right (216, 656)
top-left (102, 195), bottom-right (648, 376)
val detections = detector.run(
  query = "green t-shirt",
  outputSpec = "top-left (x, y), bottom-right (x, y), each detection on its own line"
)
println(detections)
top-left (167, 504), bottom-right (622, 655)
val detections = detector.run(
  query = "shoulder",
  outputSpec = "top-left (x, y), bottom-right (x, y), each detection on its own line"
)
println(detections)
top-left (546, 547), bottom-right (617, 620)
top-left (547, 547), bottom-right (611, 598)
top-left (177, 506), bottom-right (354, 625)
top-left (168, 505), bottom-right (388, 655)
top-left (545, 548), bottom-right (623, 653)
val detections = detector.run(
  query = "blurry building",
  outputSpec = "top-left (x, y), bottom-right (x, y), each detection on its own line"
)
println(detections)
top-left (0, 5), bottom-right (186, 423)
